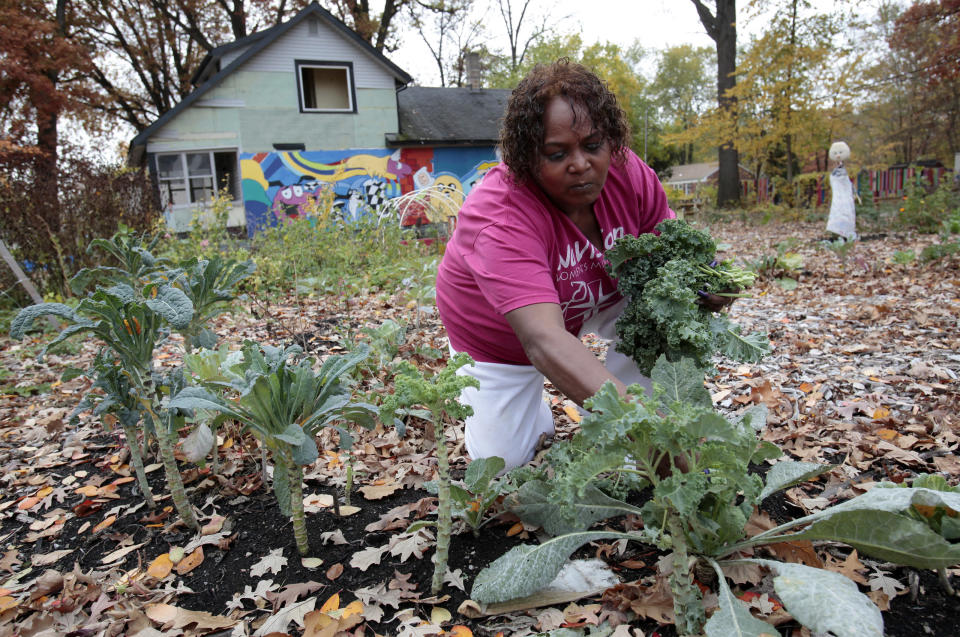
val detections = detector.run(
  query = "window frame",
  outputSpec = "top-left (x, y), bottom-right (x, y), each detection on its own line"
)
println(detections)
top-left (154, 149), bottom-right (239, 210)
top-left (295, 60), bottom-right (357, 114)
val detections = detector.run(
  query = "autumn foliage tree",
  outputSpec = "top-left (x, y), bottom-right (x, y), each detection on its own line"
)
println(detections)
top-left (888, 0), bottom-right (960, 156)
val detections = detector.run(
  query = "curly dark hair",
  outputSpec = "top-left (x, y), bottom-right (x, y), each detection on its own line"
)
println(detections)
top-left (499, 59), bottom-right (630, 184)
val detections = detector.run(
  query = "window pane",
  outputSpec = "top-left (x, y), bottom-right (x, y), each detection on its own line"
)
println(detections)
top-left (186, 153), bottom-right (212, 176)
top-left (160, 179), bottom-right (188, 207)
top-left (301, 66), bottom-right (350, 110)
top-left (214, 151), bottom-right (238, 199)
top-left (190, 176), bottom-right (214, 203)
top-left (157, 155), bottom-right (184, 179)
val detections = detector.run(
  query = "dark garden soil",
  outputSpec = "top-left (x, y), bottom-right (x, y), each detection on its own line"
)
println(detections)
top-left (2, 220), bottom-right (959, 636)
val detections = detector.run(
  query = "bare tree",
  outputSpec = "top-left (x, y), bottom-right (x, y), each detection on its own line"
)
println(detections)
top-left (409, 0), bottom-right (486, 86)
top-left (496, 0), bottom-right (553, 72)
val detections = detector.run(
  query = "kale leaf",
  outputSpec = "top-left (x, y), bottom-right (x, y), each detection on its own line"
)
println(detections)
top-left (607, 219), bottom-right (769, 374)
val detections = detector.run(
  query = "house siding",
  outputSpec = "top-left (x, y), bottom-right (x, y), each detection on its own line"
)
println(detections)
top-left (238, 18), bottom-right (397, 89)
top-left (145, 18), bottom-right (400, 156)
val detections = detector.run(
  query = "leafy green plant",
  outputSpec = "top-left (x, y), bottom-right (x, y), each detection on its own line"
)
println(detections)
top-left (380, 353), bottom-right (478, 593)
top-left (473, 357), bottom-right (960, 636)
top-left (747, 240), bottom-right (804, 290)
top-left (425, 456), bottom-right (506, 538)
top-left (170, 341), bottom-right (375, 555)
top-left (895, 179), bottom-right (960, 234)
top-left (359, 319), bottom-right (408, 368)
top-left (892, 249), bottom-right (916, 265)
top-left (10, 281), bottom-right (200, 529)
top-left (886, 473), bottom-right (960, 594)
top-left (821, 237), bottom-right (858, 268)
top-left (9, 231), bottom-right (254, 531)
top-left (606, 219), bottom-right (769, 374)
top-left (171, 256), bottom-right (256, 352)
top-left (921, 240), bottom-right (960, 262)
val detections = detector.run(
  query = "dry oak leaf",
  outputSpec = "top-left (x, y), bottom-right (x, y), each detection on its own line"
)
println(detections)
top-left (254, 596), bottom-right (317, 636)
top-left (146, 603), bottom-right (238, 631)
top-left (823, 549), bottom-right (869, 585)
top-left (267, 581), bottom-right (325, 610)
top-left (358, 482), bottom-right (402, 500)
top-left (251, 548), bottom-right (288, 577)
top-left (0, 549), bottom-right (21, 573)
top-left (601, 580), bottom-right (675, 624)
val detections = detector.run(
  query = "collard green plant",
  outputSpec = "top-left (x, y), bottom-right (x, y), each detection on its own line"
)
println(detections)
top-left (474, 357), bottom-right (960, 636)
top-left (170, 341), bottom-right (375, 555)
top-left (172, 256), bottom-right (256, 352)
top-left (9, 232), bottom-right (253, 531)
top-left (380, 353), bottom-right (478, 593)
top-left (607, 219), bottom-right (769, 374)
top-left (10, 283), bottom-right (201, 529)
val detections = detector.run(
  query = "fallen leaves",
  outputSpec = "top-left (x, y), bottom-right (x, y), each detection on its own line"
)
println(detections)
top-left (146, 603), bottom-right (238, 631)
top-left (251, 548), bottom-right (288, 577)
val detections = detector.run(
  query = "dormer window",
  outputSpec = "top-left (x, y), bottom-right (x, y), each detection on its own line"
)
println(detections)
top-left (296, 60), bottom-right (356, 113)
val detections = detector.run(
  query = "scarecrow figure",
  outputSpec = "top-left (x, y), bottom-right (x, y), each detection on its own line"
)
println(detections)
top-left (826, 141), bottom-right (858, 240)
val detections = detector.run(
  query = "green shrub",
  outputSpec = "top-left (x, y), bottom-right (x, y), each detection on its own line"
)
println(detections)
top-left (895, 179), bottom-right (960, 233)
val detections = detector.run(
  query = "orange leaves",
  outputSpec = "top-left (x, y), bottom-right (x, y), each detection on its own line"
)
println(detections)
top-left (562, 404), bottom-right (582, 423)
top-left (16, 485), bottom-right (52, 510)
top-left (175, 547), bottom-right (204, 575)
top-left (147, 554), bottom-right (173, 579)
top-left (91, 515), bottom-right (116, 533)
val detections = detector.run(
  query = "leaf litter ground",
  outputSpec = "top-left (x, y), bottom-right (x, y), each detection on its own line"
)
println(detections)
top-left (1, 221), bottom-right (958, 636)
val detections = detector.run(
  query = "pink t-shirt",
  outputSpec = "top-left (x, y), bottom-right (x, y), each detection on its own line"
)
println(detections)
top-left (436, 150), bottom-right (675, 364)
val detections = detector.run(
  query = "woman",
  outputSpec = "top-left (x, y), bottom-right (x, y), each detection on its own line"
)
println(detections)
top-left (436, 60), bottom-right (676, 470)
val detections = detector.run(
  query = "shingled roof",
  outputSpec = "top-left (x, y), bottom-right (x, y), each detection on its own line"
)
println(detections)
top-left (389, 86), bottom-right (511, 146)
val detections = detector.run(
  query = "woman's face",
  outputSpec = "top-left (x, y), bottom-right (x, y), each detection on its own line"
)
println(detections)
top-left (533, 96), bottom-right (611, 217)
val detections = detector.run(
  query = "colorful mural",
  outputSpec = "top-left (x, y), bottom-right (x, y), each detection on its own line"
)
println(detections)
top-left (240, 147), bottom-right (498, 236)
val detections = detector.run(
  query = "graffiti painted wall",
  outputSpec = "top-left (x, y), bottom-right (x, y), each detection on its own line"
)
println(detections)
top-left (240, 147), bottom-right (498, 236)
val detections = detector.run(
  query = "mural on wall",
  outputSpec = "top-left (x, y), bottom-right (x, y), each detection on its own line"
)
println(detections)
top-left (240, 147), bottom-right (498, 236)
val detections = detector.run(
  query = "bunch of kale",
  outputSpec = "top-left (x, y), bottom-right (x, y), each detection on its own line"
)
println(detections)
top-left (606, 219), bottom-right (769, 374)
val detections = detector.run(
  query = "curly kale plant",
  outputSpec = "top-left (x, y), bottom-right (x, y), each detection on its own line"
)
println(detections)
top-left (473, 357), bottom-right (960, 636)
top-left (607, 219), bottom-right (769, 374)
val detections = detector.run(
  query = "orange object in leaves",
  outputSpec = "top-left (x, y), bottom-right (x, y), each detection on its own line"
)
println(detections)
top-left (736, 590), bottom-right (783, 611)
top-left (319, 592), bottom-right (340, 613)
top-left (506, 522), bottom-right (524, 537)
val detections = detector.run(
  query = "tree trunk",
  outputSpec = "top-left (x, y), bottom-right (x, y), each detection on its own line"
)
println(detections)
top-left (692, 0), bottom-right (741, 208)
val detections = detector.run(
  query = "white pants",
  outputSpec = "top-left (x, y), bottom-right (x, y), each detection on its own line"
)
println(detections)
top-left (454, 299), bottom-right (651, 471)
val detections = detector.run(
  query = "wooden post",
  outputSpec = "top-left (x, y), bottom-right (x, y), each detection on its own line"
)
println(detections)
top-left (0, 238), bottom-right (59, 329)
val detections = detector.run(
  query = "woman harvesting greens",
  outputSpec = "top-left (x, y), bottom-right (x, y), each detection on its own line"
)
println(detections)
top-left (435, 60), bottom-right (730, 471)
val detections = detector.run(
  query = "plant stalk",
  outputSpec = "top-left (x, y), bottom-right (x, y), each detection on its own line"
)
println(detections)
top-left (667, 517), bottom-right (705, 636)
top-left (344, 452), bottom-right (354, 507)
top-left (431, 413), bottom-right (452, 594)
top-left (155, 420), bottom-right (200, 531)
top-left (289, 461), bottom-right (309, 555)
top-left (121, 423), bottom-right (155, 508)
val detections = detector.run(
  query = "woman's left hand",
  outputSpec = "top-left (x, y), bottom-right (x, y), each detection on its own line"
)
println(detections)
top-left (697, 290), bottom-right (736, 312)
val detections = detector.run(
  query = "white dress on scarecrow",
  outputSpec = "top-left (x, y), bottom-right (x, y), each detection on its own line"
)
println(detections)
top-left (826, 141), bottom-right (858, 240)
